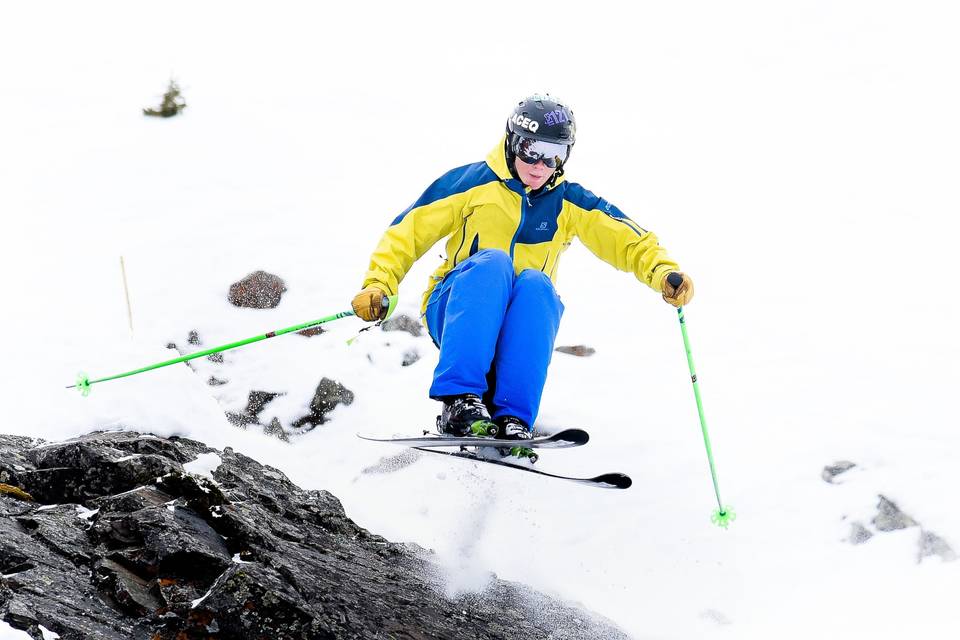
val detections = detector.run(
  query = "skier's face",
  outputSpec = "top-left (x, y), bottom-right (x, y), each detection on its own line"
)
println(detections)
top-left (514, 156), bottom-right (553, 190)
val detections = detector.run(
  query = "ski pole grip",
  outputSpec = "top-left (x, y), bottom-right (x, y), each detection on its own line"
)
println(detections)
top-left (379, 294), bottom-right (399, 320)
top-left (667, 272), bottom-right (684, 289)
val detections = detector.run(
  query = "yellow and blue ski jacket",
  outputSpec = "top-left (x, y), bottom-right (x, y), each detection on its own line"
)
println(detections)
top-left (361, 137), bottom-right (680, 329)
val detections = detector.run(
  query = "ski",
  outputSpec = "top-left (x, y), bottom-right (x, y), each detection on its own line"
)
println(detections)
top-left (413, 447), bottom-right (632, 489)
top-left (357, 427), bottom-right (589, 450)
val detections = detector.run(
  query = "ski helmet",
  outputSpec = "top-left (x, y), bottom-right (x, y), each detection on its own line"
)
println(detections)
top-left (506, 94), bottom-right (576, 172)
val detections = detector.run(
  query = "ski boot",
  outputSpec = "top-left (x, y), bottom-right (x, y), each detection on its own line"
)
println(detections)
top-left (494, 416), bottom-right (538, 463)
top-left (436, 394), bottom-right (498, 438)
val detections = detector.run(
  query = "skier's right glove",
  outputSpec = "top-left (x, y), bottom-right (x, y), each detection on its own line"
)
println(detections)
top-left (351, 287), bottom-right (387, 322)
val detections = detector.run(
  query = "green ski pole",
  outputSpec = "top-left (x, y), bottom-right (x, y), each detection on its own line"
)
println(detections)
top-left (67, 295), bottom-right (398, 396)
top-left (666, 273), bottom-right (734, 529)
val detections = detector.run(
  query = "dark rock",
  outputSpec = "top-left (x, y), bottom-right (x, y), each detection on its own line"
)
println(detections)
top-left (381, 313), bottom-right (423, 337)
top-left (919, 530), bottom-right (956, 562)
top-left (292, 378), bottom-right (355, 430)
top-left (264, 418), bottom-right (290, 442)
top-left (226, 392), bottom-right (284, 433)
top-left (0, 431), bottom-right (631, 639)
top-left (93, 557), bottom-right (164, 616)
top-left (228, 270), bottom-right (287, 309)
top-left (848, 521), bottom-right (874, 545)
top-left (225, 412), bottom-right (257, 429)
top-left (207, 376), bottom-right (228, 386)
top-left (187, 331), bottom-right (201, 346)
top-left (401, 349), bottom-right (421, 367)
top-left (873, 495), bottom-right (918, 532)
top-left (19, 436), bottom-right (183, 504)
top-left (0, 435), bottom-right (40, 487)
top-left (207, 352), bottom-right (224, 364)
top-left (555, 345), bottom-right (596, 357)
top-left (297, 326), bottom-right (324, 337)
top-left (245, 391), bottom-right (282, 419)
top-left (822, 460), bottom-right (857, 484)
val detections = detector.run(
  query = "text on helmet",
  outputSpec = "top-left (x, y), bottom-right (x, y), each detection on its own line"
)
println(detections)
top-left (510, 114), bottom-right (540, 133)
top-left (543, 109), bottom-right (569, 126)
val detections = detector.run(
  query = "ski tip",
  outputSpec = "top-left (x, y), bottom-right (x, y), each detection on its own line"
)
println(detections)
top-left (592, 473), bottom-right (632, 489)
top-left (551, 428), bottom-right (589, 446)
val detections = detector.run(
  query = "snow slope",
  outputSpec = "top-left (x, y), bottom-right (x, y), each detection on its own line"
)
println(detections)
top-left (2, 2), bottom-right (958, 638)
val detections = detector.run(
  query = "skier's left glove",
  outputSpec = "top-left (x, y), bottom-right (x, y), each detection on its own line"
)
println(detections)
top-left (351, 287), bottom-right (388, 322)
top-left (661, 272), bottom-right (694, 307)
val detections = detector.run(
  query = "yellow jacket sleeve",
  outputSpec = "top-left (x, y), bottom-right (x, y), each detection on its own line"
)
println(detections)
top-left (565, 184), bottom-right (679, 291)
top-left (361, 162), bottom-right (501, 295)
top-left (361, 201), bottom-right (459, 296)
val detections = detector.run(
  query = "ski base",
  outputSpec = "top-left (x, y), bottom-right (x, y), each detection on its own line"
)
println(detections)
top-left (414, 447), bottom-right (632, 490)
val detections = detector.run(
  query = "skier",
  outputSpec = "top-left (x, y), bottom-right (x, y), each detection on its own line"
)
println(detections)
top-left (352, 94), bottom-right (693, 456)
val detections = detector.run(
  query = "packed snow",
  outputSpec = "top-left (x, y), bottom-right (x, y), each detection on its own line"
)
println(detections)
top-left (2, 1), bottom-right (958, 638)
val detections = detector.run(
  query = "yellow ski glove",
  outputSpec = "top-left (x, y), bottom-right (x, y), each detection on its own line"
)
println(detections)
top-left (351, 287), bottom-right (387, 322)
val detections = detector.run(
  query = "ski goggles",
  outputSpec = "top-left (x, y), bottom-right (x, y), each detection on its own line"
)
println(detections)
top-left (512, 135), bottom-right (569, 168)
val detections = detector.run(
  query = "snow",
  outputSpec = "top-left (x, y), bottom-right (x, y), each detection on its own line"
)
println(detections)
top-left (0, 625), bottom-right (57, 640)
top-left (0, 622), bottom-right (30, 640)
top-left (75, 507), bottom-right (99, 521)
top-left (2, 1), bottom-right (959, 638)
top-left (183, 452), bottom-right (223, 481)
top-left (190, 586), bottom-right (216, 610)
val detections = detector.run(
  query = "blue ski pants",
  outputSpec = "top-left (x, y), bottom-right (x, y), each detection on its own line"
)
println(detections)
top-left (425, 249), bottom-right (564, 426)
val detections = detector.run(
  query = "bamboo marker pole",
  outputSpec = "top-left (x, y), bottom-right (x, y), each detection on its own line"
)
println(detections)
top-left (120, 256), bottom-right (134, 336)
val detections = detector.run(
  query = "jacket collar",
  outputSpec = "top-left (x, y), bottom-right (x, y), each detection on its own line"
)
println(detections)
top-left (486, 135), bottom-right (567, 193)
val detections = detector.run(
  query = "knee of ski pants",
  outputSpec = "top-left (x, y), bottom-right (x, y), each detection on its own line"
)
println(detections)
top-left (425, 249), bottom-right (515, 345)
top-left (467, 248), bottom-right (514, 276)
top-left (514, 269), bottom-right (564, 316)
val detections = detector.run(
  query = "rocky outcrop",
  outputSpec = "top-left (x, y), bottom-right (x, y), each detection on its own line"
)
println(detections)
top-left (0, 431), bottom-right (630, 639)
top-left (228, 271), bottom-right (287, 309)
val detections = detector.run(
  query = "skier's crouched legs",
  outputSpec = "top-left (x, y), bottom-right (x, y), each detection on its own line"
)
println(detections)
top-left (427, 249), bottom-right (515, 437)
top-left (486, 268), bottom-right (563, 438)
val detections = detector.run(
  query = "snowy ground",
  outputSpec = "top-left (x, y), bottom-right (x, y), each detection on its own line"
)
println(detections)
top-left (2, 2), bottom-right (959, 638)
